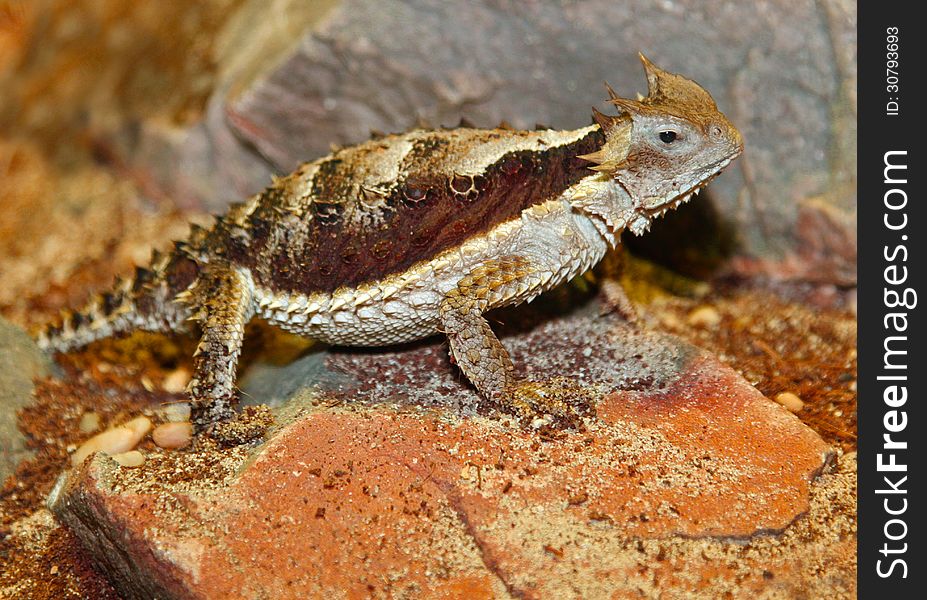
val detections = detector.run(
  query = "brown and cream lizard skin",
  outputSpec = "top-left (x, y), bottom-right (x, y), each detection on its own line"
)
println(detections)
top-left (35, 55), bottom-right (743, 431)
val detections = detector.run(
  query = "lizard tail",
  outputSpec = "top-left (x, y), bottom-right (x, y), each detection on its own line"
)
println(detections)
top-left (36, 276), bottom-right (143, 353)
top-left (34, 245), bottom-right (202, 353)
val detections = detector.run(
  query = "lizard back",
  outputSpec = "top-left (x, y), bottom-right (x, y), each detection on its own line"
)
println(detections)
top-left (217, 125), bottom-right (605, 296)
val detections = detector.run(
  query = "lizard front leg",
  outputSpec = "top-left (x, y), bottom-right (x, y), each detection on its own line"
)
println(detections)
top-left (594, 249), bottom-right (639, 322)
top-left (438, 256), bottom-right (593, 427)
top-left (178, 264), bottom-right (255, 430)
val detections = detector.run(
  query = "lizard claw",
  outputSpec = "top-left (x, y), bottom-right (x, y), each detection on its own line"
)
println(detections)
top-left (497, 377), bottom-right (597, 430)
top-left (206, 405), bottom-right (275, 446)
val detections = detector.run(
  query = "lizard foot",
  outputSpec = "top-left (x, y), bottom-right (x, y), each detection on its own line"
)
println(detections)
top-left (190, 392), bottom-right (238, 433)
top-left (497, 377), bottom-right (598, 430)
top-left (207, 405), bottom-right (275, 446)
top-left (190, 391), bottom-right (273, 446)
top-left (598, 277), bottom-right (640, 323)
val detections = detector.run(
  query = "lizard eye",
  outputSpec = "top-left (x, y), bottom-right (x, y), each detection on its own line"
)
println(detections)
top-left (658, 130), bottom-right (678, 144)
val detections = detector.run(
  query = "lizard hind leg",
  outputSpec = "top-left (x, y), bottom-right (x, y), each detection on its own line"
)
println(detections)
top-left (438, 256), bottom-right (595, 429)
top-left (178, 264), bottom-right (256, 432)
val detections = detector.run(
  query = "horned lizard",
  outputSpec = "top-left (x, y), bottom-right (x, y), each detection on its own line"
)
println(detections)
top-left (36, 55), bottom-right (743, 432)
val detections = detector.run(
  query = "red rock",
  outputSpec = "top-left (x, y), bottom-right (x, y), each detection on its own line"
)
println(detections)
top-left (48, 313), bottom-right (843, 598)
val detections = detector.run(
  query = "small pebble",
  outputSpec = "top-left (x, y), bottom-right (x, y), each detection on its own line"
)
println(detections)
top-left (111, 450), bottom-right (145, 467)
top-left (661, 313), bottom-right (683, 329)
top-left (123, 416), bottom-right (153, 437)
top-left (71, 416), bottom-right (152, 466)
top-left (78, 412), bottom-right (100, 433)
top-left (162, 368), bottom-right (191, 394)
top-left (71, 429), bottom-right (135, 466)
top-left (152, 422), bottom-right (193, 449)
top-left (774, 392), bottom-right (804, 413)
top-left (160, 402), bottom-right (192, 423)
top-left (687, 305), bottom-right (721, 327)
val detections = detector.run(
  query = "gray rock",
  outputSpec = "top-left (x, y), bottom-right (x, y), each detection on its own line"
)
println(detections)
top-left (0, 319), bottom-right (51, 481)
top-left (122, 0), bottom-right (856, 275)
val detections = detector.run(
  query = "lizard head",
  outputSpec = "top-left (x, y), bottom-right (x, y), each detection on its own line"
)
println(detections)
top-left (579, 54), bottom-right (743, 235)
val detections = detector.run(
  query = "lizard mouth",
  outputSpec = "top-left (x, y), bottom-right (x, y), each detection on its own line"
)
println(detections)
top-left (639, 154), bottom-right (737, 220)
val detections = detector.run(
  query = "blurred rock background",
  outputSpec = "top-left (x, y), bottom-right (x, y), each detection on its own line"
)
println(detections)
top-left (1, 0), bottom-right (856, 329)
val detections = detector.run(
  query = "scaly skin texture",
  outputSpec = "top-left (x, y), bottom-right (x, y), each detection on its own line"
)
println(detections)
top-left (35, 55), bottom-right (743, 432)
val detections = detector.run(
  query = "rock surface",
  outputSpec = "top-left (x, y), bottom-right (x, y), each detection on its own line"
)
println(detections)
top-left (0, 318), bottom-right (51, 481)
top-left (112, 0), bottom-right (856, 275)
top-left (49, 308), bottom-right (844, 598)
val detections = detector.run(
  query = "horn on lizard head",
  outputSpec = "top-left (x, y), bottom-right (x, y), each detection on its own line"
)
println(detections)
top-left (580, 100), bottom-right (633, 174)
top-left (609, 54), bottom-right (718, 116)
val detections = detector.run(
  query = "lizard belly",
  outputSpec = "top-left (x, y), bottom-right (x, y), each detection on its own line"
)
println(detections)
top-left (253, 198), bottom-right (613, 347)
